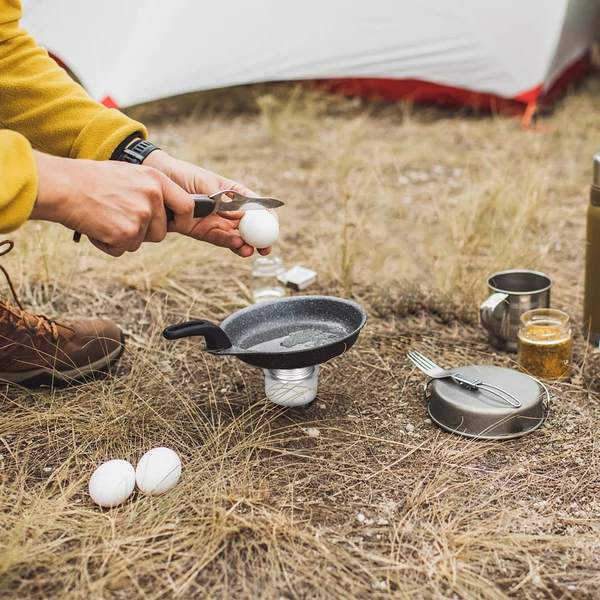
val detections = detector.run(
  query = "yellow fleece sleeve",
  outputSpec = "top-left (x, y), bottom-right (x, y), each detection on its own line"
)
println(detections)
top-left (0, 0), bottom-right (148, 161)
top-left (0, 130), bottom-right (37, 233)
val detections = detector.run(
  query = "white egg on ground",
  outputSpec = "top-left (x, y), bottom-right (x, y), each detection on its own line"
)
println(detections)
top-left (135, 447), bottom-right (182, 495)
top-left (238, 205), bottom-right (279, 248)
top-left (88, 459), bottom-right (136, 508)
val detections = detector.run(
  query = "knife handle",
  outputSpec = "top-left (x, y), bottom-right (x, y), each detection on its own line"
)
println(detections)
top-left (165, 194), bottom-right (214, 220)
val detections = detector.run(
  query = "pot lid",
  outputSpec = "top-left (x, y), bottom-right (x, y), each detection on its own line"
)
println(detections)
top-left (426, 364), bottom-right (549, 440)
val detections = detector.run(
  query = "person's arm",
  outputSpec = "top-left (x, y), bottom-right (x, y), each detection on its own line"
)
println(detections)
top-left (0, 0), bottom-right (274, 256)
top-left (28, 147), bottom-right (271, 258)
top-left (0, 130), bottom-right (37, 233)
top-left (0, 0), bottom-right (146, 160)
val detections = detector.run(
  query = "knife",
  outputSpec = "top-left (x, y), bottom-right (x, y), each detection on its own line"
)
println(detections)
top-left (164, 189), bottom-right (284, 220)
top-left (72, 189), bottom-right (284, 243)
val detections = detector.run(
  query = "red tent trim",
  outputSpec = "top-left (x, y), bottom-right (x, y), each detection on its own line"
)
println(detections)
top-left (101, 96), bottom-right (119, 109)
top-left (314, 50), bottom-right (592, 122)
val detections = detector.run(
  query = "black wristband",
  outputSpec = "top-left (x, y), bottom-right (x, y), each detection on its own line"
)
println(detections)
top-left (114, 139), bottom-right (160, 164)
top-left (110, 132), bottom-right (141, 160)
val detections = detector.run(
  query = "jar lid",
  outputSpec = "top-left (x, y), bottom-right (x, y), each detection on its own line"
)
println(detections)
top-left (426, 364), bottom-right (548, 440)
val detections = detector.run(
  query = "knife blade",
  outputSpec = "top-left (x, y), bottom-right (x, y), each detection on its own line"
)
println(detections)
top-left (165, 190), bottom-right (284, 220)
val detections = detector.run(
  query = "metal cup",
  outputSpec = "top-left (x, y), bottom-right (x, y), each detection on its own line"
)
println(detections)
top-left (479, 270), bottom-right (552, 352)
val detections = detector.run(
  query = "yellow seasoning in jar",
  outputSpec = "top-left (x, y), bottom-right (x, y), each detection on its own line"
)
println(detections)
top-left (518, 308), bottom-right (572, 380)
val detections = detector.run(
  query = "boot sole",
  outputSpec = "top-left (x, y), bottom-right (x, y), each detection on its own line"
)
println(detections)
top-left (0, 332), bottom-right (126, 389)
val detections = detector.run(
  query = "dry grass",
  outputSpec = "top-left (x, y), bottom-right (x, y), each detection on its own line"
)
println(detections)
top-left (3, 72), bottom-right (600, 599)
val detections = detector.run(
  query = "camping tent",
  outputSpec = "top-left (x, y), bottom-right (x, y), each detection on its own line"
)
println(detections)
top-left (20, 0), bottom-right (600, 119)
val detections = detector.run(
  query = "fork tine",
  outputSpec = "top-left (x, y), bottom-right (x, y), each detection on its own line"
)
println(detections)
top-left (407, 352), bottom-right (426, 367)
top-left (407, 352), bottom-right (433, 373)
top-left (411, 350), bottom-right (432, 365)
top-left (420, 357), bottom-right (439, 371)
top-left (412, 351), bottom-right (439, 370)
top-left (408, 351), bottom-right (431, 369)
top-left (406, 353), bottom-right (420, 367)
top-left (406, 353), bottom-right (423, 369)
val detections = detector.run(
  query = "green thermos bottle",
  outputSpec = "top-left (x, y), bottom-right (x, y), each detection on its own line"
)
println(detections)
top-left (584, 152), bottom-right (600, 344)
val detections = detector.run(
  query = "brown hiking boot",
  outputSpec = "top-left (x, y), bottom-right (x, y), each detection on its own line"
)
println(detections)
top-left (0, 240), bottom-right (125, 388)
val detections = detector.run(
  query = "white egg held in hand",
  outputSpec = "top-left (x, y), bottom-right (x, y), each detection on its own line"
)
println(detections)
top-left (238, 206), bottom-right (279, 248)
top-left (135, 447), bottom-right (182, 495)
top-left (88, 459), bottom-right (136, 508)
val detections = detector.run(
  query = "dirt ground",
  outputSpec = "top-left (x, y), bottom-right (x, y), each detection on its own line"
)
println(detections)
top-left (2, 71), bottom-right (600, 599)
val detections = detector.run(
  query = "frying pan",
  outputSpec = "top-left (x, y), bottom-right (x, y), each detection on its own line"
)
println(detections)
top-left (163, 295), bottom-right (367, 369)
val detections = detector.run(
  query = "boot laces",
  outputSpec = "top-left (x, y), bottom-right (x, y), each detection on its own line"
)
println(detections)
top-left (0, 240), bottom-right (59, 342)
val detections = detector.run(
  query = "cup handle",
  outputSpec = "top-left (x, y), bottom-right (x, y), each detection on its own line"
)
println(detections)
top-left (479, 292), bottom-right (509, 337)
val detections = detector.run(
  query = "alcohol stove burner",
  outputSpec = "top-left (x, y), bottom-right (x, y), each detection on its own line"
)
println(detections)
top-left (264, 365), bottom-right (320, 407)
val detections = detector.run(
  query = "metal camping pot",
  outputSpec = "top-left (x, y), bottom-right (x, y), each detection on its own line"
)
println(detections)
top-left (425, 364), bottom-right (549, 440)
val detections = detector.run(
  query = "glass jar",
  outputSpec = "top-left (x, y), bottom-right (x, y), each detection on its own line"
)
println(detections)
top-left (517, 308), bottom-right (572, 380)
top-left (251, 255), bottom-right (287, 303)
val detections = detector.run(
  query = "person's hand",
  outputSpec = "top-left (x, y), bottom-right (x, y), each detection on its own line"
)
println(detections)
top-left (31, 151), bottom-right (193, 257)
top-left (143, 150), bottom-right (273, 258)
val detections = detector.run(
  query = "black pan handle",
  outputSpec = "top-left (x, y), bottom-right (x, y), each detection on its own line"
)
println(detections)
top-left (165, 196), bottom-right (215, 221)
top-left (162, 320), bottom-right (232, 350)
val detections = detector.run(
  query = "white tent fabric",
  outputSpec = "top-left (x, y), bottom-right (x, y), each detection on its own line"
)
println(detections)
top-left (20, 0), bottom-right (600, 109)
